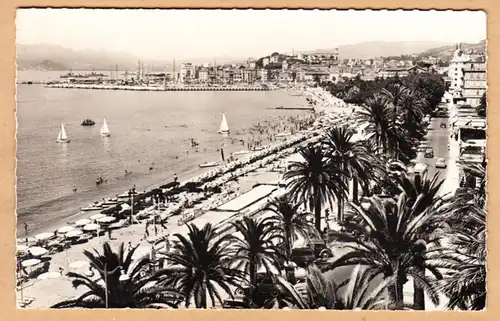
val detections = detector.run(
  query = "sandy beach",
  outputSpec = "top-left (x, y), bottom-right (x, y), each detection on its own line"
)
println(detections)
top-left (16, 85), bottom-right (354, 308)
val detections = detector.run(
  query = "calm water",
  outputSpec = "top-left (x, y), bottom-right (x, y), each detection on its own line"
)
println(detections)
top-left (16, 71), bottom-right (309, 234)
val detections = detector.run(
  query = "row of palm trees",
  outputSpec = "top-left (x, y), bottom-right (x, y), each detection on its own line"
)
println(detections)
top-left (52, 77), bottom-right (485, 310)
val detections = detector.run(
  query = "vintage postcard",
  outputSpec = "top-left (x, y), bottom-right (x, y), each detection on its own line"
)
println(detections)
top-left (14, 9), bottom-right (486, 310)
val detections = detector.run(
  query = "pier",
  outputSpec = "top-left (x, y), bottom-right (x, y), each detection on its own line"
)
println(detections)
top-left (42, 83), bottom-right (273, 91)
top-left (275, 106), bottom-right (315, 111)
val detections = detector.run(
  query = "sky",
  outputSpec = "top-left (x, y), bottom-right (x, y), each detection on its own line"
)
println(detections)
top-left (16, 9), bottom-right (487, 60)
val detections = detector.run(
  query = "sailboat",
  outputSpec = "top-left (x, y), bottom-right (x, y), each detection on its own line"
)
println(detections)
top-left (100, 118), bottom-right (111, 137)
top-left (56, 122), bottom-right (70, 143)
top-left (218, 113), bottom-right (230, 134)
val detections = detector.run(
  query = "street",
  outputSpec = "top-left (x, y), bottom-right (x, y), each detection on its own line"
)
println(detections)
top-left (416, 114), bottom-right (451, 179)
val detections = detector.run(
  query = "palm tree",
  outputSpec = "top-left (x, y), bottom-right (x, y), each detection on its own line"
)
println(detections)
top-left (432, 169), bottom-right (486, 310)
top-left (380, 83), bottom-right (408, 115)
top-left (227, 216), bottom-right (283, 288)
top-left (52, 242), bottom-right (182, 308)
top-left (264, 195), bottom-right (317, 262)
top-left (284, 145), bottom-right (346, 231)
top-left (396, 171), bottom-right (447, 310)
top-left (359, 94), bottom-right (397, 154)
top-left (317, 195), bottom-right (442, 310)
top-left (432, 214), bottom-right (486, 310)
top-left (276, 264), bottom-right (395, 310)
top-left (398, 90), bottom-right (427, 138)
top-left (323, 125), bottom-right (379, 221)
top-left (164, 223), bottom-right (244, 308)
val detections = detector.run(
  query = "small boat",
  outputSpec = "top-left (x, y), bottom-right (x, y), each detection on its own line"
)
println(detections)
top-left (102, 198), bottom-right (119, 206)
top-left (276, 132), bottom-right (292, 138)
top-left (199, 162), bottom-right (219, 168)
top-left (218, 113), bottom-right (230, 134)
top-left (232, 150), bottom-right (251, 156)
top-left (117, 191), bottom-right (139, 198)
top-left (81, 119), bottom-right (95, 126)
top-left (81, 204), bottom-right (103, 211)
top-left (252, 146), bottom-right (265, 151)
top-left (100, 118), bottom-right (111, 137)
top-left (56, 122), bottom-right (71, 143)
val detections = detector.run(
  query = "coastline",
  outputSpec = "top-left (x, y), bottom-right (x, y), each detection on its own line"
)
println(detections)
top-left (16, 91), bottom-right (316, 236)
top-left (17, 85), bottom-right (353, 308)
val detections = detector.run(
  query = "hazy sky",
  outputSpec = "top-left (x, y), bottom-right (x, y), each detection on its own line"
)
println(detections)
top-left (16, 9), bottom-right (486, 60)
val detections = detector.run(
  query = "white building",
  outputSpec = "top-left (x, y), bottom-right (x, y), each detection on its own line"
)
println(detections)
top-left (447, 44), bottom-right (472, 99)
top-left (179, 63), bottom-right (195, 83)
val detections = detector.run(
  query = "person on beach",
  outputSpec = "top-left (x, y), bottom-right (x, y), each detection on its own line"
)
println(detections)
top-left (107, 228), bottom-right (113, 240)
top-left (174, 173), bottom-right (178, 183)
top-left (72, 186), bottom-right (77, 192)
top-left (144, 220), bottom-right (150, 239)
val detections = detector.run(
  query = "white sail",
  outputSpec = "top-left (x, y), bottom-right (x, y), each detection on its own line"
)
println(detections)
top-left (57, 122), bottom-right (70, 143)
top-left (219, 113), bottom-right (229, 133)
top-left (100, 118), bottom-right (111, 137)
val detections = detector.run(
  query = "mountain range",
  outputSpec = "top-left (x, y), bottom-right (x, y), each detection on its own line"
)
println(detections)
top-left (302, 41), bottom-right (454, 59)
top-left (16, 40), bottom-right (484, 71)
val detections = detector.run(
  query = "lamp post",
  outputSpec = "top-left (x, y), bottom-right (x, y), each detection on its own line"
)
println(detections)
top-left (102, 264), bottom-right (130, 309)
top-left (24, 223), bottom-right (28, 245)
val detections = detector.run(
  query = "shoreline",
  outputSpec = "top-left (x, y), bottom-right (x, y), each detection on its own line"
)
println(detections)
top-left (43, 83), bottom-right (274, 91)
top-left (17, 85), bottom-right (354, 308)
top-left (17, 109), bottom-right (315, 236)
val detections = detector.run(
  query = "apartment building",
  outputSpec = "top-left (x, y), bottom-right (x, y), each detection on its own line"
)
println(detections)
top-left (462, 62), bottom-right (486, 106)
top-left (179, 63), bottom-right (195, 83)
top-left (197, 68), bottom-right (209, 83)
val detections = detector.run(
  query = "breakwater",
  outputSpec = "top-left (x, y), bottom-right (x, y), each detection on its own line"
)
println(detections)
top-left (44, 84), bottom-right (273, 91)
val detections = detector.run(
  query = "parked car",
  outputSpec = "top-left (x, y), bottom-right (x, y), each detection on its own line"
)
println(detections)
top-left (418, 145), bottom-right (431, 152)
top-left (424, 148), bottom-right (434, 158)
top-left (435, 157), bottom-right (447, 169)
top-left (412, 163), bottom-right (428, 175)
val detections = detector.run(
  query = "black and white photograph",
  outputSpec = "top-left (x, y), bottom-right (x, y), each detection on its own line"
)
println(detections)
top-left (15, 9), bottom-right (487, 310)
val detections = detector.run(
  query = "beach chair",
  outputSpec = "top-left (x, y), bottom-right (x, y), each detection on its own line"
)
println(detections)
top-left (17, 297), bottom-right (34, 308)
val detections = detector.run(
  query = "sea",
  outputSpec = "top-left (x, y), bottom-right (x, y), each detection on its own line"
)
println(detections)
top-left (16, 70), bottom-right (311, 235)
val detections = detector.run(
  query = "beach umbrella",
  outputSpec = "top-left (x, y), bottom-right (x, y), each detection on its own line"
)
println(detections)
top-left (17, 244), bottom-right (28, 253)
top-left (57, 226), bottom-right (75, 234)
top-left (83, 223), bottom-right (99, 232)
top-left (97, 216), bottom-right (116, 223)
top-left (69, 260), bottom-right (90, 270)
top-left (28, 246), bottom-right (48, 257)
top-left (17, 237), bottom-right (37, 245)
top-left (74, 219), bottom-right (91, 227)
top-left (22, 258), bottom-right (41, 268)
top-left (65, 229), bottom-right (83, 238)
top-left (107, 222), bottom-right (123, 230)
top-left (37, 271), bottom-right (61, 280)
top-left (90, 214), bottom-right (106, 221)
top-left (35, 232), bottom-right (55, 241)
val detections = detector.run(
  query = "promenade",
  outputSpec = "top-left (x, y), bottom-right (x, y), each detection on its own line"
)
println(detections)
top-left (44, 83), bottom-right (273, 91)
top-left (19, 165), bottom-right (286, 308)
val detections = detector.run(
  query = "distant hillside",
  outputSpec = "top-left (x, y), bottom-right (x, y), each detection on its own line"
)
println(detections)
top-left (16, 44), bottom-right (141, 71)
top-left (305, 41), bottom-right (453, 59)
top-left (417, 40), bottom-right (486, 59)
top-left (16, 43), bottom-right (245, 71)
top-left (18, 59), bottom-right (67, 70)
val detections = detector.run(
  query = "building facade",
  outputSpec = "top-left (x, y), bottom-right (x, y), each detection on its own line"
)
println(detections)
top-left (462, 62), bottom-right (486, 106)
top-left (179, 63), bottom-right (195, 83)
top-left (447, 44), bottom-right (472, 99)
top-left (197, 68), bottom-right (209, 83)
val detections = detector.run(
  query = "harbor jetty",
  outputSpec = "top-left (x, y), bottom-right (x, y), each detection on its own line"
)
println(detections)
top-left (43, 83), bottom-right (273, 91)
top-left (275, 106), bottom-right (315, 111)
